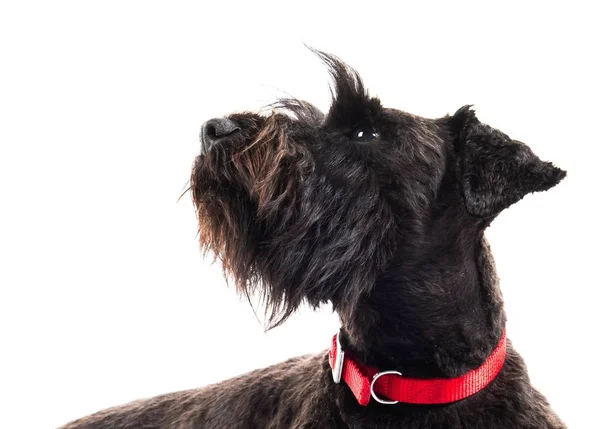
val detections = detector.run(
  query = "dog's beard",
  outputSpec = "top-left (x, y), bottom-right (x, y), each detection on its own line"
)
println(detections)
top-left (191, 114), bottom-right (317, 326)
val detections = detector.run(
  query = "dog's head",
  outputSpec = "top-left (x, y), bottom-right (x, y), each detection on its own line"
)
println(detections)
top-left (191, 51), bottom-right (565, 327)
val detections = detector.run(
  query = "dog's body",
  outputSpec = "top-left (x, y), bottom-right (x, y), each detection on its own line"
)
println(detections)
top-left (60, 52), bottom-right (567, 428)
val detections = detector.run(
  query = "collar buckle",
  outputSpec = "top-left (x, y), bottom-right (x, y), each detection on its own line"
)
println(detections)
top-left (331, 329), bottom-right (345, 383)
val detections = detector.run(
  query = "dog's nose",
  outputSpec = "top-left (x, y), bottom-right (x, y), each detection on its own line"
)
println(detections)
top-left (200, 118), bottom-right (240, 153)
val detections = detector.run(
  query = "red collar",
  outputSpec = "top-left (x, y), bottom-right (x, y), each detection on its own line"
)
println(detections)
top-left (329, 329), bottom-right (507, 406)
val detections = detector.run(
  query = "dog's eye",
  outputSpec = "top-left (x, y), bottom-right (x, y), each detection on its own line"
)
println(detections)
top-left (350, 126), bottom-right (379, 143)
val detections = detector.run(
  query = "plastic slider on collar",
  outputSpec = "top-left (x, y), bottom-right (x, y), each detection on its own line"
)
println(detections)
top-left (331, 329), bottom-right (345, 383)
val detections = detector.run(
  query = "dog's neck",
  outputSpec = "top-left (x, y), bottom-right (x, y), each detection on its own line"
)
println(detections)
top-left (339, 203), bottom-right (506, 379)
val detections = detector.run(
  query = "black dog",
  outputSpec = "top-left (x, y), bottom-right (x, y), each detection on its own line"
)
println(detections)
top-left (60, 51), bottom-right (567, 429)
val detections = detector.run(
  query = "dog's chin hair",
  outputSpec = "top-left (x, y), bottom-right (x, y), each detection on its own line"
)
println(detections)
top-left (192, 114), bottom-right (312, 328)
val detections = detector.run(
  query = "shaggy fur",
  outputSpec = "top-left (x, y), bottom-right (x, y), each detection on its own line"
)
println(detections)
top-left (60, 51), bottom-right (567, 429)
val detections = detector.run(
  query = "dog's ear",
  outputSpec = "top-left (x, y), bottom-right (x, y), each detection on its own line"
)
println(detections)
top-left (450, 105), bottom-right (566, 218)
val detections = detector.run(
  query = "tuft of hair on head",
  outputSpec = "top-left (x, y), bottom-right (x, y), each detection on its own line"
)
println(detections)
top-left (268, 98), bottom-right (324, 124)
top-left (308, 47), bottom-right (368, 107)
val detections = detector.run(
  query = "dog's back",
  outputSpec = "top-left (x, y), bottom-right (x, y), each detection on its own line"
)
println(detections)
top-left (59, 354), bottom-right (338, 429)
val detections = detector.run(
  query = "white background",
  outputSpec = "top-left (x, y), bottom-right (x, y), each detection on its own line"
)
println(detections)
top-left (1, 2), bottom-right (598, 428)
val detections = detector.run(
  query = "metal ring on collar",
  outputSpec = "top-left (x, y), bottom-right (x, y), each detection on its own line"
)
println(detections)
top-left (370, 370), bottom-right (402, 405)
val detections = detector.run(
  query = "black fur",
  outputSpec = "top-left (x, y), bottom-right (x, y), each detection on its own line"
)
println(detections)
top-left (59, 51), bottom-right (567, 429)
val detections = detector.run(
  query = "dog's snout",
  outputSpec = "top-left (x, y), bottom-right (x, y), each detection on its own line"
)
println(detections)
top-left (200, 118), bottom-right (240, 153)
